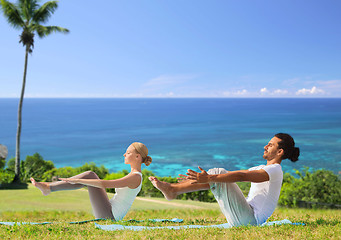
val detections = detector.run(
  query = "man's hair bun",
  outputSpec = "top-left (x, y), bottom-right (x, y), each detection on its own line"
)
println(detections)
top-left (289, 147), bottom-right (300, 162)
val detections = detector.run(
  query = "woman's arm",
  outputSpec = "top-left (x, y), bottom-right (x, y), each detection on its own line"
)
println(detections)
top-left (186, 166), bottom-right (269, 184)
top-left (59, 173), bottom-right (141, 189)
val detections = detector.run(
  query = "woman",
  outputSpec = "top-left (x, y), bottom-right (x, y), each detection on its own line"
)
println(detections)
top-left (31, 142), bottom-right (152, 221)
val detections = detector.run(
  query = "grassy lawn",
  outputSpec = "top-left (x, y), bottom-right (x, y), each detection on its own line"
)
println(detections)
top-left (0, 184), bottom-right (340, 239)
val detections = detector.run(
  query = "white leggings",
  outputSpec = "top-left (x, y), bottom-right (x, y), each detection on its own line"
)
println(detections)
top-left (208, 168), bottom-right (257, 227)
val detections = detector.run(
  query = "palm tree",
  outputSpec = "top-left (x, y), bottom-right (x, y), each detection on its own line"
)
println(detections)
top-left (0, 0), bottom-right (69, 183)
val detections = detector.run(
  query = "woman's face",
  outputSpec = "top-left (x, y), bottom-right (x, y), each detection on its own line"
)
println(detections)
top-left (123, 145), bottom-right (140, 164)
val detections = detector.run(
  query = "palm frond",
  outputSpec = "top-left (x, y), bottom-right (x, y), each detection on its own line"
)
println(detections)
top-left (32, 1), bottom-right (58, 24)
top-left (0, 0), bottom-right (25, 29)
top-left (35, 25), bottom-right (69, 38)
top-left (18, 0), bottom-right (39, 21)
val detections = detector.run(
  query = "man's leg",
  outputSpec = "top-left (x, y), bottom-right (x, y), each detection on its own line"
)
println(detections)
top-left (149, 176), bottom-right (210, 200)
top-left (208, 168), bottom-right (257, 227)
top-left (149, 168), bottom-right (257, 227)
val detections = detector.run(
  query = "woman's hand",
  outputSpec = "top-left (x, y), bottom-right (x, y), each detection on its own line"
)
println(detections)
top-left (59, 178), bottom-right (79, 184)
top-left (186, 166), bottom-right (209, 184)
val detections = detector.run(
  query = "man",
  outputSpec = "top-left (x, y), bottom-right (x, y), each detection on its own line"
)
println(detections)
top-left (149, 133), bottom-right (300, 227)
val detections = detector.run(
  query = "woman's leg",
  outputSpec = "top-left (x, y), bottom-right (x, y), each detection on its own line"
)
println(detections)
top-left (31, 171), bottom-right (98, 195)
top-left (48, 171), bottom-right (97, 191)
top-left (148, 176), bottom-right (210, 200)
top-left (31, 171), bottom-right (114, 219)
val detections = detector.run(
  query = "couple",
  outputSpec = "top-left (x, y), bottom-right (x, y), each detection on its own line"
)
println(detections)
top-left (32, 133), bottom-right (299, 226)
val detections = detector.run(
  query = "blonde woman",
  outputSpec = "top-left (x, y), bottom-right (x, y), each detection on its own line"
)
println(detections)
top-left (31, 142), bottom-right (152, 221)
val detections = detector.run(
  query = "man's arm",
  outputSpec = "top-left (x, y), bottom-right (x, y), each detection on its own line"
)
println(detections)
top-left (186, 166), bottom-right (269, 184)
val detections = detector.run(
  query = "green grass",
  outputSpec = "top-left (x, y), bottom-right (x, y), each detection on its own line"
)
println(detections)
top-left (0, 184), bottom-right (340, 239)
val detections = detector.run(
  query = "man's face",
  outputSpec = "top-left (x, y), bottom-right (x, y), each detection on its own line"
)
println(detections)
top-left (263, 137), bottom-right (283, 161)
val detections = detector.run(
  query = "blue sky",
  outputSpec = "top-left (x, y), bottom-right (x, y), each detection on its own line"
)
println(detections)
top-left (1, 0), bottom-right (341, 98)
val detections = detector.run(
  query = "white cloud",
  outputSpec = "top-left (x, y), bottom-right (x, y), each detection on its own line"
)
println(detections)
top-left (304, 79), bottom-right (341, 97)
top-left (259, 88), bottom-right (288, 96)
top-left (296, 86), bottom-right (325, 95)
top-left (260, 88), bottom-right (268, 94)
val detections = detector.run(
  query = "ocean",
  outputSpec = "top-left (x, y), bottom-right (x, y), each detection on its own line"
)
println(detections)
top-left (1, 98), bottom-right (340, 177)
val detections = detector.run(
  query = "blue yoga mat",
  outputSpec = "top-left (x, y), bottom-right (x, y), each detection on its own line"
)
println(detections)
top-left (0, 218), bottom-right (304, 229)
top-left (0, 222), bottom-right (52, 226)
top-left (95, 219), bottom-right (305, 231)
top-left (0, 218), bottom-right (183, 226)
top-left (0, 219), bottom-right (104, 226)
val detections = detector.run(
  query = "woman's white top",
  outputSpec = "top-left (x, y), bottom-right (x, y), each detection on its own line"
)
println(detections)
top-left (109, 172), bottom-right (142, 221)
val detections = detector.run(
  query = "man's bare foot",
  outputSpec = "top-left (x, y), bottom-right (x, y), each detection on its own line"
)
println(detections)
top-left (148, 176), bottom-right (177, 200)
top-left (30, 177), bottom-right (51, 196)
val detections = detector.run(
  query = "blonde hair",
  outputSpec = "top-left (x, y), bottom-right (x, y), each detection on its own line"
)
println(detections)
top-left (131, 142), bottom-right (152, 166)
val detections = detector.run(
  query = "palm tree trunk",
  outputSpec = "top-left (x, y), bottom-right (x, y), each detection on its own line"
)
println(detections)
top-left (12, 46), bottom-right (29, 183)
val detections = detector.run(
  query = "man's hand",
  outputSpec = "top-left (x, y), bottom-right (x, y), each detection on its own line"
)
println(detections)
top-left (186, 166), bottom-right (209, 184)
top-left (177, 174), bottom-right (187, 183)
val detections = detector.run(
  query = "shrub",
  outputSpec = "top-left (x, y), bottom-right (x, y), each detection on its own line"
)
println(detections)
top-left (279, 168), bottom-right (341, 208)
top-left (0, 170), bottom-right (14, 184)
top-left (22, 153), bottom-right (55, 182)
top-left (42, 162), bottom-right (110, 182)
top-left (0, 158), bottom-right (5, 170)
top-left (3, 154), bottom-right (55, 182)
top-left (5, 157), bottom-right (15, 173)
top-left (42, 167), bottom-right (78, 181)
top-left (77, 162), bottom-right (109, 179)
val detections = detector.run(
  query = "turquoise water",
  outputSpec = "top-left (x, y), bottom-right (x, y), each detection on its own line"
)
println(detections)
top-left (1, 98), bottom-right (340, 176)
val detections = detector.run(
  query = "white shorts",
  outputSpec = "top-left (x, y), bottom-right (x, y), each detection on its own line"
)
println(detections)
top-left (208, 168), bottom-right (257, 227)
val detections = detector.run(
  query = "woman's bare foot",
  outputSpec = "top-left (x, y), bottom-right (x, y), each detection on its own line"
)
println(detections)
top-left (148, 176), bottom-right (177, 200)
top-left (30, 177), bottom-right (51, 196)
